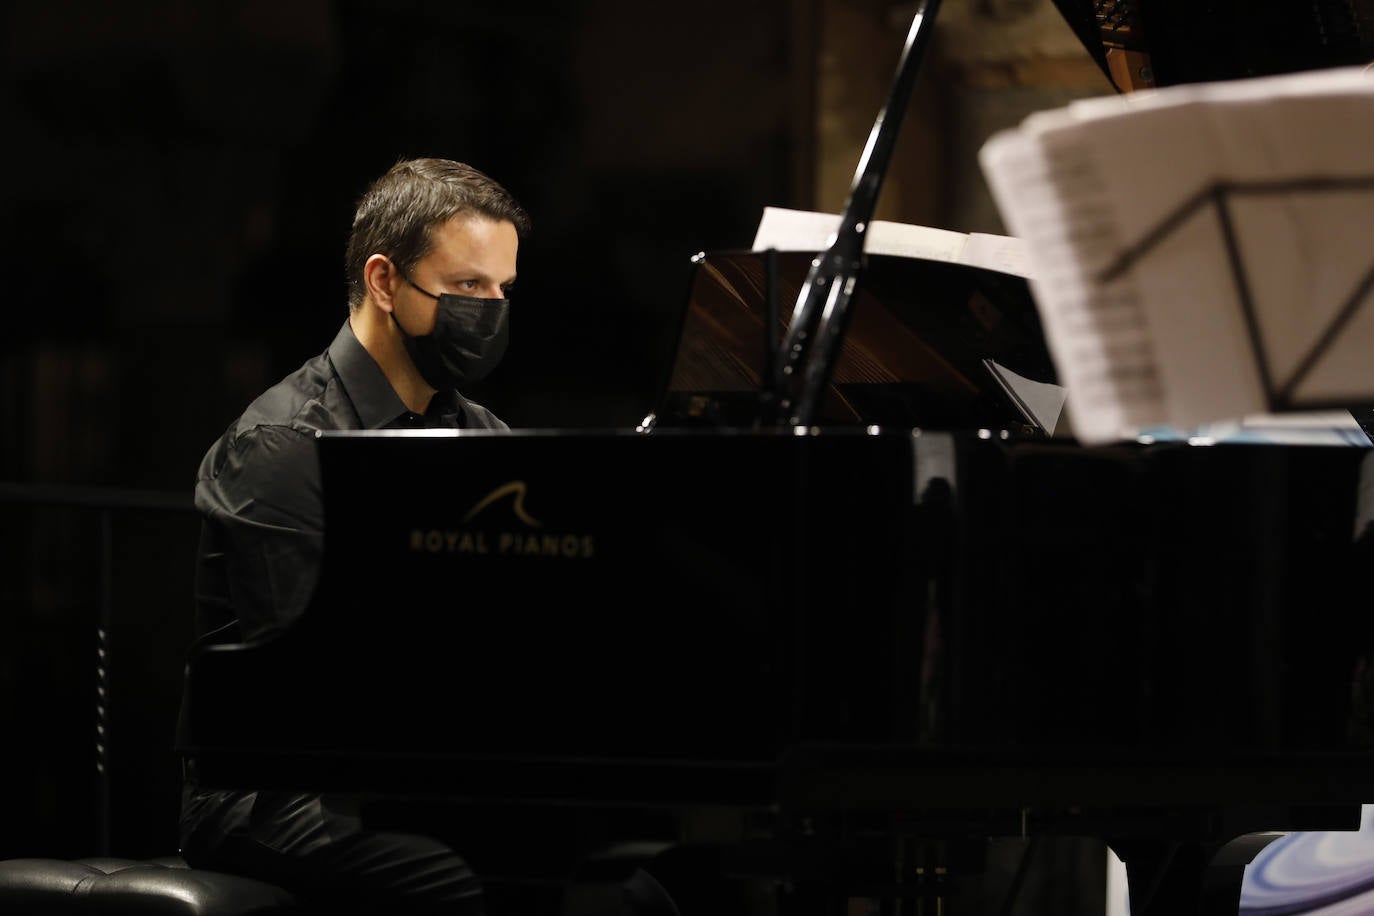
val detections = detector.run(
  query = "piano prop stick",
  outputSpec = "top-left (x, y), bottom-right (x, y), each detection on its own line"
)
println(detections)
top-left (770, 0), bottom-right (943, 428)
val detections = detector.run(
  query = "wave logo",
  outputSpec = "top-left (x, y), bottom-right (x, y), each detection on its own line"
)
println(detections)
top-left (461, 480), bottom-right (542, 528)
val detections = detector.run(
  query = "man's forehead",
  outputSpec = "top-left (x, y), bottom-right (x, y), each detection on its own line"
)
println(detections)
top-left (435, 212), bottom-right (516, 236)
top-left (422, 215), bottom-right (518, 276)
top-left (428, 216), bottom-right (517, 251)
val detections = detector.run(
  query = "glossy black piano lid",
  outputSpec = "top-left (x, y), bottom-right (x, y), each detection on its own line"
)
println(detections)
top-left (655, 249), bottom-right (1056, 432)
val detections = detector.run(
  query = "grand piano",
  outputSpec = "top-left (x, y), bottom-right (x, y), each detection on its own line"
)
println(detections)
top-left (178, 2), bottom-right (1374, 914)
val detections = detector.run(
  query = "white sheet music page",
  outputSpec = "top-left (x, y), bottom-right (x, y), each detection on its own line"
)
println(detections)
top-left (751, 206), bottom-right (1033, 278)
top-left (961, 233), bottom-right (1034, 279)
top-left (978, 65), bottom-right (1374, 445)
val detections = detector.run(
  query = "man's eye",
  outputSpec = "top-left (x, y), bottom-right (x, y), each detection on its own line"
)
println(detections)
top-left (500, 283), bottom-right (515, 296)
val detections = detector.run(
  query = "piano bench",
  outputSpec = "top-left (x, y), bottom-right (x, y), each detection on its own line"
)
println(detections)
top-left (0, 856), bottom-right (301, 915)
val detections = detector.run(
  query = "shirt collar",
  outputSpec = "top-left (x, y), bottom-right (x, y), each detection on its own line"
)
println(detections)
top-left (327, 319), bottom-right (412, 430)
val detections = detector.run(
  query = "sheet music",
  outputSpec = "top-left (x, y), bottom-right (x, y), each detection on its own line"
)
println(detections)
top-left (979, 65), bottom-right (1374, 445)
top-left (980, 129), bottom-right (1166, 444)
top-left (751, 206), bottom-right (1032, 279)
top-left (961, 232), bottom-right (1034, 278)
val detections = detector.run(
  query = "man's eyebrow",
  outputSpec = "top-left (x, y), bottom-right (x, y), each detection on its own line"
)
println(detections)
top-left (440, 268), bottom-right (517, 285)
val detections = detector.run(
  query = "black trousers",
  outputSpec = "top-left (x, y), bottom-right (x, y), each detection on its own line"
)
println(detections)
top-left (179, 785), bottom-right (486, 915)
top-left (179, 783), bottom-right (744, 916)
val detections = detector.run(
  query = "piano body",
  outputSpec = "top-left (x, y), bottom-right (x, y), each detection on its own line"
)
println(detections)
top-left (180, 1), bottom-right (1374, 913)
top-left (180, 426), bottom-right (1374, 912)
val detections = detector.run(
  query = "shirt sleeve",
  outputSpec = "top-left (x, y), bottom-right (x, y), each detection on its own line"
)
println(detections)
top-left (194, 424), bottom-right (324, 641)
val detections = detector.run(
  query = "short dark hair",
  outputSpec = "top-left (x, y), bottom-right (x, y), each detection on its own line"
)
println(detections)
top-left (344, 157), bottom-right (531, 310)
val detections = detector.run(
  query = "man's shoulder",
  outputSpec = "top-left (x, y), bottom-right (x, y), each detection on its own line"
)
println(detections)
top-left (198, 351), bottom-right (357, 480)
top-left (238, 354), bottom-right (356, 436)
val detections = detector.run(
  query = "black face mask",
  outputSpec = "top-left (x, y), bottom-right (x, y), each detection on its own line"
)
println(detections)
top-left (392, 274), bottom-right (510, 390)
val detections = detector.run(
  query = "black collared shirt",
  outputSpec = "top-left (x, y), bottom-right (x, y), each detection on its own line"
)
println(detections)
top-left (193, 320), bottom-right (508, 642)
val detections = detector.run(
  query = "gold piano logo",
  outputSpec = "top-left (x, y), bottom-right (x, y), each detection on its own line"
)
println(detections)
top-left (460, 480), bottom-right (541, 527)
top-left (409, 480), bottom-right (595, 559)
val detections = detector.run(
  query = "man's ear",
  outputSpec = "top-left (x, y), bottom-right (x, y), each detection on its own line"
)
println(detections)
top-left (362, 254), bottom-right (398, 312)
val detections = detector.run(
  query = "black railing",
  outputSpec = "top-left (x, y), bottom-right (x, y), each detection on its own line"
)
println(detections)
top-left (1, 482), bottom-right (194, 857)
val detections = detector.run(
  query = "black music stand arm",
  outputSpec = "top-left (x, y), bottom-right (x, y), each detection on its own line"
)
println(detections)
top-left (770, 0), bottom-right (944, 427)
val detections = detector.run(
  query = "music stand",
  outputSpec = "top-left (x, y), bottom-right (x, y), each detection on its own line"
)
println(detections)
top-left (1097, 175), bottom-right (1374, 413)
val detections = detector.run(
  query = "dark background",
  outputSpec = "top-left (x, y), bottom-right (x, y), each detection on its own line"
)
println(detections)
top-left (0, 0), bottom-right (824, 860)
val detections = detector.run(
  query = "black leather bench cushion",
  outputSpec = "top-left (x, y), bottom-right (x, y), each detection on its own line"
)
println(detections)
top-left (0, 857), bottom-right (299, 915)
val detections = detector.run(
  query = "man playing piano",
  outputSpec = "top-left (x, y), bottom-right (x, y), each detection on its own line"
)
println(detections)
top-left (178, 157), bottom-right (525, 915)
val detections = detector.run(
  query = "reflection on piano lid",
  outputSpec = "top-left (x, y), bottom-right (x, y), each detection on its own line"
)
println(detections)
top-left (649, 249), bottom-right (1059, 434)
